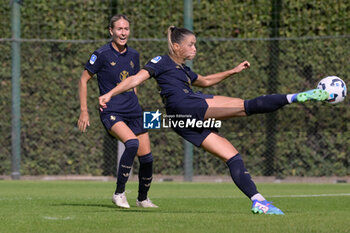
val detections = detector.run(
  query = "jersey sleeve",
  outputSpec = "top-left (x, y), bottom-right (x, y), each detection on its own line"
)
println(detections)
top-left (84, 51), bottom-right (104, 75)
top-left (143, 56), bottom-right (164, 78)
top-left (133, 52), bottom-right (140, 74)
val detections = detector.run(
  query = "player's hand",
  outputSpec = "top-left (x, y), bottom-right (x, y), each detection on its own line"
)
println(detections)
top-left (233, 60), bottom-right (250, 73)
top-left (99, 93), bottom-right (111, 110)
top-left (78, 111), bottom-right (90, 132)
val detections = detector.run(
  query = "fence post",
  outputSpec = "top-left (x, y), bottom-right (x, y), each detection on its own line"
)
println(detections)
top-left (11, 0), bottom-right (22, 180)
top-left (117, 141), bottom-right (126, 176)
top-left (264, 0), bottom-right (281, 176)
top-left (183, 0), bottom-right (193, 182)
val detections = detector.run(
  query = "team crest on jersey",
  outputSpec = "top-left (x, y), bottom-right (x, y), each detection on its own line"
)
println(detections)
top-left (119, 70), bottom-right (129, 81)
top-left (130, 60), bottom-right (134, 69)
top-left (89, 54), bottom-right (97, 65)
top-left (151, 56), bottom-right (161, 63)
top-left (110, 61), bottom-right (116, 66)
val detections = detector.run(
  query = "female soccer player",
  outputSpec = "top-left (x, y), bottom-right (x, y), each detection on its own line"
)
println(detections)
top-left (78, 14), bottom-right (158, 209)
top-left (98, 26), bottom-right (329, 214)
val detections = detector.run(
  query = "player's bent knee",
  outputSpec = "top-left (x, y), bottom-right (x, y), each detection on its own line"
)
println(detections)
top-left (125, 138), bottom-right (139, 154)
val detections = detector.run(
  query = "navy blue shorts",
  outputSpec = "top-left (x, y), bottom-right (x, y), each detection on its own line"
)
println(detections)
top-left (100, 112), bottom-right (147, 135)
top-left (166, 92), bottom-right (217, 147)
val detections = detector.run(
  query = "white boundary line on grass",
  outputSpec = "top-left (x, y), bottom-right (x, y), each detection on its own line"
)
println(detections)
top-left (43, 216), bottom-right (73, 220)
top-left (268, 193), bottom-right (350, 198)
top-left (151, 193), bottom-right (350, 199)
top-left (171, 193), bottom-right (350, 199)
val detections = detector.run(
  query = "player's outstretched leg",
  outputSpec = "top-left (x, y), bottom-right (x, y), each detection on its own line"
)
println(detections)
top-left (244, 89), bottom-right (329, 116)
top-left (291, 89), bottom-right (329, 103)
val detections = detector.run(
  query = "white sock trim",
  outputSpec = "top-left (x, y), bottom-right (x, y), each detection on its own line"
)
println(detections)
top-left (286, 94), bottom-right (296, 104)
top-left (251, 193), bottom-right (266, 202)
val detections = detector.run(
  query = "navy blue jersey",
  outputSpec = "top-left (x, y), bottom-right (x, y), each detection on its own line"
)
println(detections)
top-left (85, 42), bottom-right (142, 116)
top-left (143, 55), bottom-right (198, 107)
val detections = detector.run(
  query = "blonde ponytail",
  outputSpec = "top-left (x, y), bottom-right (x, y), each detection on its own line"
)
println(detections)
top-left (167, 26), bottom-right (176, 56)
top-left (167, 26), bottom-right (194, 56)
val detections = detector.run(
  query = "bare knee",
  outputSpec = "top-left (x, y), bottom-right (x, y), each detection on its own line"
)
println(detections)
top-left (205, 97), bottom-right (246, 119)
top-left (200, 133), bottom-right (239, 161)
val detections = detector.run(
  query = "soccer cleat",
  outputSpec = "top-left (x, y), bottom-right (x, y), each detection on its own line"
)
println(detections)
top-left (136, 198), bottom-right (158, 208)
top-left (251, 200), bottom-right (284, 215)
top-left (296, 89), bottom-right (329, 102)
top-left (112, 192), bottom-right (130, 209)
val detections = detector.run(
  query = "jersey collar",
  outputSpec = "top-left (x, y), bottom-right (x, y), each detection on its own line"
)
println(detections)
top-left (110, 41), bottom-right (128, 56)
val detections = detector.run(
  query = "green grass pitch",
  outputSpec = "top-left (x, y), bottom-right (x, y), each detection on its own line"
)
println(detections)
top-left (0, 181), bottom-right (349, 233)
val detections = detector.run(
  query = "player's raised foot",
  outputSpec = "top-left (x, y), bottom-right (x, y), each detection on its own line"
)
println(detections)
top-left (251, 200), bottom-right (284, 215)
top-left (296, 89), bottom-right (329, 102)
top-left (136, 198), bottom-right (158, 208)
top-left (112, 192), bottom-right (130, 209)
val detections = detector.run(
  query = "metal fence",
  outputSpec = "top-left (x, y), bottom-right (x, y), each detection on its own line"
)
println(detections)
top-left (1, 0), bottom-right (349, 178)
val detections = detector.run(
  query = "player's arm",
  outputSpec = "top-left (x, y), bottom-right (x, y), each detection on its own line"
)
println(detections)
top-left (99, 69), bottom-right (150, 108)
top-left (193, 61), bottom-right (250, 87)
top-left (78, 70), bottom-right (94, 132)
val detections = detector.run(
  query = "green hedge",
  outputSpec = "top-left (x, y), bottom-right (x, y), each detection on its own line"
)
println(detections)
top-left (0, 0), bottom-right (349, 176)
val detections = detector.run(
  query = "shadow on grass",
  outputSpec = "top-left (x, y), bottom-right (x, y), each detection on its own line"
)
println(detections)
top-left (54, 203), bottom-right (116, 209)
top-left (53, 203), bottom-right (238, 214)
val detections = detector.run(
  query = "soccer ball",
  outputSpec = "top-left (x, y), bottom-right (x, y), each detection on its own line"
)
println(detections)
top-left (317, 76), bottom-right (347, 104)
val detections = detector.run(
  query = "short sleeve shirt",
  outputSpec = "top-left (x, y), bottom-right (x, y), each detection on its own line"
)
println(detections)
top-left (143, 55), bottom-right (198, 107)
top-left (85, 43), bottom-right (142, 116)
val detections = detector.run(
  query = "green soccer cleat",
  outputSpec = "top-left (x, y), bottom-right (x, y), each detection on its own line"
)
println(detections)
top-left (296, 89), bottom-right (329, 102)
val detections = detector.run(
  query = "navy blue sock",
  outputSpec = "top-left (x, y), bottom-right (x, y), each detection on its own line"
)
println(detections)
top-left (137, 153), bottom-right (153, 201)
top-left (226, 154), bottom-right (258, 199)
top-left (244, 94), bottom-right (289, 116)
top-left (115, 139), bottom-right (139, 194)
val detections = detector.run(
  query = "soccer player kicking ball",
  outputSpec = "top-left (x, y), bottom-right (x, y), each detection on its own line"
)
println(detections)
top-left (99, 26), bottom-right (329, 215)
